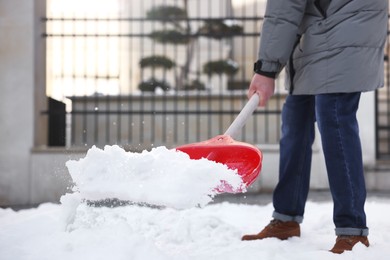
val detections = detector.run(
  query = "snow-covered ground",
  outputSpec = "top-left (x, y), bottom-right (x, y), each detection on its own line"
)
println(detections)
top-left (1, 145), bottom-right (389, 260)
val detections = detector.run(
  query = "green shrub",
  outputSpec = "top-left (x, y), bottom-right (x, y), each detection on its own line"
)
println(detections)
top-left (198, 20), bottom-right (243, 39)
top-left (183, 79), bottom-right (206, 91)
top-left (203, 59), bottom-right (239, 76)
top-left (146, 5), bottom-right (187, 20)
top-left (149, 30), bottom-right (190, 45)
top-left (138, 78), bottom-right (171, 92)
top-left (140, 56), bottom-right (175, 69)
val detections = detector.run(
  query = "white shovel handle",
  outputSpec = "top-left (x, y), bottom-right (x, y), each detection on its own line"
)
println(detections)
top-left (224, 94), bottom-right (260, 138)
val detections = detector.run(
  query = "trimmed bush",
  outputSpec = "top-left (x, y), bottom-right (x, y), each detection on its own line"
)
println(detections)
top-left (138, 78), bottom-right (171, 92)
top-left (140, 56), bottom-right (175, 69)
top-left (203, 59), bottom-right (239, 76)
top-left (146, 5), bottom-right (187, 20)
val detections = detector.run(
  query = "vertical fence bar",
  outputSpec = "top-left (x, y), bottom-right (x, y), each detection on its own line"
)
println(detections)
top-left (117, 1), bottom-right (123, 145)
top-left (196, 0), bottom-right (201, 141)
top-left (140, 1), bottom-right (145, 144)
top-left (127, 0), bottom-right (133, 145)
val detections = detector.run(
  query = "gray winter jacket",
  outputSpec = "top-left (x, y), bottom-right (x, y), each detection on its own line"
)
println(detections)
top-left (258, 0), bottom-right (388, 94)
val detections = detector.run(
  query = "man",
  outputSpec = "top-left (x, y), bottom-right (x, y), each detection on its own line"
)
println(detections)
top-left (242, 0), bottom-right (388, 254)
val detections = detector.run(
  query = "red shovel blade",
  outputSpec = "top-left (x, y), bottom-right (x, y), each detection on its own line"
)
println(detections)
top-left (176, 135), bottom-right (262, 193)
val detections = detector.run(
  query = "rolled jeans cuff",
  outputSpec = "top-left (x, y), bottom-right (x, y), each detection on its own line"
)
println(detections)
top-left (273, 211), bottom-right (303, 224)
top-left (335, 227), bottom-right (369, 236)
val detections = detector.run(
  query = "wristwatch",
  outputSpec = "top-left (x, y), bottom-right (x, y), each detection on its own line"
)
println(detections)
top-left (254, 60), bottom-right (277, 79)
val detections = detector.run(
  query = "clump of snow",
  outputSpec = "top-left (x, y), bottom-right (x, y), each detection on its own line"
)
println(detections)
top-left (66, 145), bottom-right (245, 209)
top-left (1, 199), bottom-right (390, 260)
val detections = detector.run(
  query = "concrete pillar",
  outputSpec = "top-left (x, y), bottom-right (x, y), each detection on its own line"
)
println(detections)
top-left (0, 0), bottom-right (46, 206)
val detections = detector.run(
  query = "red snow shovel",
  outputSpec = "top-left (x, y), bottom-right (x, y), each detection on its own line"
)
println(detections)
top-left (176, 94), bottom-right (263, 193)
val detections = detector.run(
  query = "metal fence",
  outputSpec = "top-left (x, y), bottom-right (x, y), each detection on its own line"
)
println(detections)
top-left (376, 37), bottom-right (390, 160)
top-left (43, 0), bottom-right (390, 160)
top-left (44, 0), bottom-right (285, 150)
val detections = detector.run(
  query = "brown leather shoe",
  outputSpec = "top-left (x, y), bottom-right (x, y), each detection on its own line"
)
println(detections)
top-left (330, 235), bottom-right (369, 254)
top-left (241, 219), bottom-right (300, 241)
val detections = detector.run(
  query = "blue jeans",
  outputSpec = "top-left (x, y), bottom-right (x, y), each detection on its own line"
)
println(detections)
top-left (272, 93), bottom-right (368, 236)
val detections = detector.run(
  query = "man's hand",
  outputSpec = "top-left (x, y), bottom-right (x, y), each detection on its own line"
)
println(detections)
top-left (247, 74), bottom-right (275, 107)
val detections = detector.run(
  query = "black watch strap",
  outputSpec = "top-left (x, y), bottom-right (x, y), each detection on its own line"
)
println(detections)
top-left (254, 61), bottom-right (277, 79)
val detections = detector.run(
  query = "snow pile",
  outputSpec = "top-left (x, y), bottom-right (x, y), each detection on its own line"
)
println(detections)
top-left (1, 200), bottom-right (390, 260)
top-left (1, 145), bottom-right (390, 259)
top-left (66, 145), bottom-right (245, 209)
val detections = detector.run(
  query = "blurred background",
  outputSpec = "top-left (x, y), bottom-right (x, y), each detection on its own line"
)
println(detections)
top-left (1, 0), bottom-right (390, 207)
